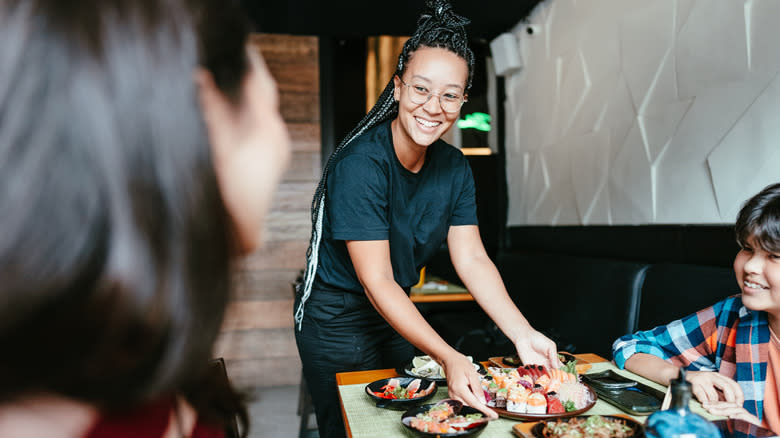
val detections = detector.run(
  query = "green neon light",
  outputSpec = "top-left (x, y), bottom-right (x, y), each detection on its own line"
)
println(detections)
top-left (457, 112), bottom-right (491, 132)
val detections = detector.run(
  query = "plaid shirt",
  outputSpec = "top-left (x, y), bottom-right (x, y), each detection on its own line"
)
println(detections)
top-left (612, 295), bottom-right (770, 420)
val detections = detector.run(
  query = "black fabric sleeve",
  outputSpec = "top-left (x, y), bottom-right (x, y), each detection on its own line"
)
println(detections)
top-left (327, 153), bottom-right (390, 241)
top-left (450, 158), bottom-right (478, 226)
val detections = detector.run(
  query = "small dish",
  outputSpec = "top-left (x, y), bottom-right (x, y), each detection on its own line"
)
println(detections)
top-left (397, 359), bottom-right (486, 385)
top-left (493, 352), bottom-right (592, 374)
top-left (529, 414), bottom-right (643, 438)
top-left (401, 399), bottom-right (490, 437)
top-left (365, 377), bottom-right (437, 409)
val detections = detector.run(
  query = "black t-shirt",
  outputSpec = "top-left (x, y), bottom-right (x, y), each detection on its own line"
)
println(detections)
top-left (315, 120), bottom-right (478, 293)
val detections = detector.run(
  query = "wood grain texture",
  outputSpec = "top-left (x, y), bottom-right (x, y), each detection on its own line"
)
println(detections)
top-left (231, 270), bottom-right (300, 301)
top-left (224, 357), bottom-right (303, 389)
top-left (278, 91), bottom-right (319, 123)
top-left (219, 34), bottom-right (319, 388)
top-left (288, 122), bottom-right (321, 152)
top-left (282, 151), bottom-right (321, 182)
top-left (268, 181), bottom-right (318, 211)
top-left (221, 300), bottom-right (295, 331)
top-left (214, 328), bottom-right (299, 361)
top-left (239, 240), bottom-right (309, 271)
top-left (250, 34), bottom-right (318, 65)
top-left (263, 211), bottom-right (312, 241)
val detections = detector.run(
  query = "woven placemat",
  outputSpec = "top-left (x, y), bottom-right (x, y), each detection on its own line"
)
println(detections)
top-left (338, 361), bottom-right (721, 437)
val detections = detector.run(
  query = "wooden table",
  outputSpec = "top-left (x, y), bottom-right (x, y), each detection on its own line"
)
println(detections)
top-left (409, 277), bottom-right (474, 303)
top-left (336, 354), bottom-right (606, 438)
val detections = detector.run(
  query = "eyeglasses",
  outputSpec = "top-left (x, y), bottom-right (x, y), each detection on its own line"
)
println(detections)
top-left (398, 77), bottom-right (467, 113)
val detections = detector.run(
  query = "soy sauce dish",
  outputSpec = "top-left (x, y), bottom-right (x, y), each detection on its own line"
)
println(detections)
top-left (401, 399), bottom-right (490, 437)
top-left (365, 377), bottom-right (437, 409)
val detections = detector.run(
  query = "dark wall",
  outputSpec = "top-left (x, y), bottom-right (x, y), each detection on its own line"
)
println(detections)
top-left (504, 225), bottom-right (739, 269)
top-left (242, 0), bottom-right (541, 40)
top-left (319, 37), bottom-right (367, 167)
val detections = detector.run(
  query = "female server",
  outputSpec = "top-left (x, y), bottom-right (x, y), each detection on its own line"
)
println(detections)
top-left (294, 1), bottom-right (559, 436)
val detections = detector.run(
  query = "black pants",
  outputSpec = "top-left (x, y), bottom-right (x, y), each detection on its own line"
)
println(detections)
top-left (294, 287), bottom-right (414, 438)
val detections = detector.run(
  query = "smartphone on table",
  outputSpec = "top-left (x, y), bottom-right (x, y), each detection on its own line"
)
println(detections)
top-left (582, 369), bottom-right (665, 415)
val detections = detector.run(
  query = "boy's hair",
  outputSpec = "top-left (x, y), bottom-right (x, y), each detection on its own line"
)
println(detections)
top-left (736, 183), bottom-right (780, 253)
top-left (295, 0), bottom-right (475, 329)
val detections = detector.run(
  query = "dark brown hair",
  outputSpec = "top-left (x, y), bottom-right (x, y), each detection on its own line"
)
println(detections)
top-left (0, 0), bottom-right (235, 415)
top-left (736, 183), bottom-right (780, 253)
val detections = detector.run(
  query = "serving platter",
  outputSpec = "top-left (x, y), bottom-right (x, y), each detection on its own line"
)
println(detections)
top-left (491, 384), bottom-right (598, 421)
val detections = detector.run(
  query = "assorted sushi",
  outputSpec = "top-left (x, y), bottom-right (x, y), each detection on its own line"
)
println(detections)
top-left (481, 364), bottom-right (593, 415)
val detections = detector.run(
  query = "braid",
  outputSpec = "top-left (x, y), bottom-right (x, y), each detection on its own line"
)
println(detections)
top-left (295, 0), bottom-right (474, 330)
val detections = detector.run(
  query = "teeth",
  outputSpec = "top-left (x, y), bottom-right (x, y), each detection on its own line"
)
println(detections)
top-left (745, 280), bottom-right (767, 289)
top-left (415, 117), bottom-right (440, 128)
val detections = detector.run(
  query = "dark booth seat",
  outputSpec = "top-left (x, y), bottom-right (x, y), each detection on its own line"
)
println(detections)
top-left (635, 263), bottom-right (739, 332)
top-left (496, 252), bottom-right (649, 359)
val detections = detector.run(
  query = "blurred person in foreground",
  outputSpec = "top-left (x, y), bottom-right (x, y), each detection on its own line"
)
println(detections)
top-left (0, 0), bottom-right (290, 437)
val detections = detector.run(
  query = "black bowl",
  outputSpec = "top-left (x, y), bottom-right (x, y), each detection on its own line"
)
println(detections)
top-left (502, 352), bottom-right (577, 368)
top-left (365, 377), bottom-right (437, 409)
top-left (530, 415), bottom-right (644, 438)
top-left (397, 361), bottom-right (487, 386)
top-left (401, 400), bottom-right (489, 437)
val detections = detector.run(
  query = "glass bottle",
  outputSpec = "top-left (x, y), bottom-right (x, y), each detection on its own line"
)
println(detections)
top-left (645, 368), bottom-right (721, 438)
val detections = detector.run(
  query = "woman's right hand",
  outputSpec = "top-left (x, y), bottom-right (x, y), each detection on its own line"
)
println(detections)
top-left (441, 352), bottom-right (498, 419)
top-left (686, 370), bottom-right (744, 405)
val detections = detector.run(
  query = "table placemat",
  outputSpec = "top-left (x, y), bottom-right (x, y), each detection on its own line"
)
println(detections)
top-left (338, 361), bottom-right (723, 438)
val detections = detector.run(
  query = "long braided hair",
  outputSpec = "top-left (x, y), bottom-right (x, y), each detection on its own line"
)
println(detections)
top-left (295, 0), bottom-right (476, 330)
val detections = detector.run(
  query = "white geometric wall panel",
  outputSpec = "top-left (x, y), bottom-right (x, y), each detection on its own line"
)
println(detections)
top-left (501, 0), bottom-right (780, 225)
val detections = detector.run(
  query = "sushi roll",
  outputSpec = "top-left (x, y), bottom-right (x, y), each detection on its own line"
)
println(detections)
top-left (518, 375), bottom-right (534, 389)
top-left (496, 387), bottom-right (508, 408)
top-left (486, 381), bottom-right (498, 407)
top-left (535, 373), bottom-right (551, 391)
top-left (507, 386), bottom-right (529, 414)
top-left (481, 379), bottom-right (493, 406)
top-left (526, 392), bottom-right (547, 414)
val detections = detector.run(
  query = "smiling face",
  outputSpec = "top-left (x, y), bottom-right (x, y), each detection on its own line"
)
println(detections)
top-left (391, 46), bottom-right (468, 150)
top-left (734, 236), bottom-right (780, 317)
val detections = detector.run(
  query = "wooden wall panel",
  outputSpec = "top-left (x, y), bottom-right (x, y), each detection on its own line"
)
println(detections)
top-left (215, 34), bottom-right (320, 389)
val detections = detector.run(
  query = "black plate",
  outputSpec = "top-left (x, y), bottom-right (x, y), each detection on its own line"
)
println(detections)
top-left (364, 377), bottom-right (437, 409)
top-left (530, 415), bottom-right (644, 438)
top-left (401, 400), bottom-right (489, 437)
top-left (503, 352), bottom-right (577, 368)
top-left (582, 371), bottom-right (665, 416)
top-left (397, 361), bottom-right (486, 386)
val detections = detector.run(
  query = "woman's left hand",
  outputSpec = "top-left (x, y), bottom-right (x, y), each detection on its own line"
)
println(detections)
top-left (514, 329), bottom-right (561, 369)
top-left (701, 401), bottom-right (761, 425)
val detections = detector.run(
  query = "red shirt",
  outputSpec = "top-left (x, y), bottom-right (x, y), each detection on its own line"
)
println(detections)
top-left (85, 398), bottom-right (225, 438)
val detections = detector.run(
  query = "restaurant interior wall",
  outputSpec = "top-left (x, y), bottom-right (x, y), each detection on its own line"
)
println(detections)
top-left (213, 34), bottom-right (319, 389)
top-left (501, 0), bottom-right (780, 227)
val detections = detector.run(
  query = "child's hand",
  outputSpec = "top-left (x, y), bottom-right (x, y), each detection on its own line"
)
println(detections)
top-left (687, 371), bottom-right (744, 405)
top-left (701, 401), bottom-right (760, 425)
